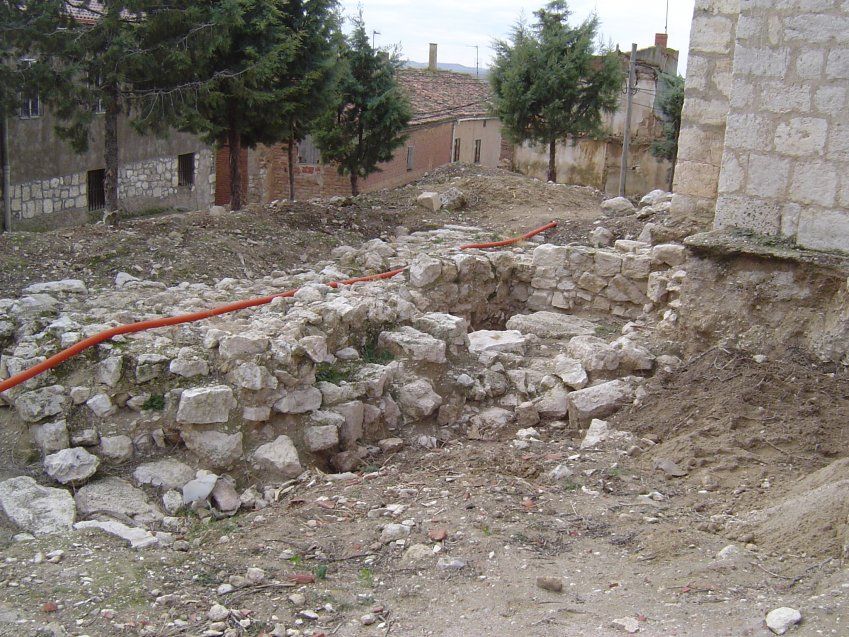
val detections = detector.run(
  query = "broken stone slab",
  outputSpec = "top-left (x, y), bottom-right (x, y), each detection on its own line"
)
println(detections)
top-left (535, 385), bottom-right (570, 418)
top-left (567, 335), bottom-right (621, 373)
top-left (397, 379), bottom-right (442, 420)
top-left (86, 393), bottom-right (116, 418)
top-left (274, 386), bottom-right (323, 414)
top-left (133, 459), bottom-right (196, 491)
top-left (651, 243), bottom-right (687, 267)
top-left (228, 361), bottom-right (277, 391)
top-left (22, 279), bottom-right (88, 295)
top-left (304, 424), bottom-right (340, 452)
top-left (468, 330), bottom-right (526, 355)
top-left (15, 385), bottom-right (68, 423)
top-left (74, 520), bottom-right (158, 549)
top-left (182, 471), bottom-right (219, 505)
top-left (11, 294), bottom-right (59, 317)
top-left (31, 419), bottom-right (70, 454)
top-left (378, 326), bottom-right (447, 364)
top-left (416, 192), bottom-right (442, 212)
top-left (43, 447), bottom-right (100, 484)
top-left (75, 477), bottom-right (162, 525)
top-left (639, 189), bottom-right (672, 208)
top-left (601, 196), bottom-right (636, 216)
top-left (605, 274), bottom-right (650, 305)
top-left (211, 478), bottom-right (240, 514)
top-left (176, 386), bottom-right (235, 425)
top-left (181, 428), bottom-right (244, 469)
top-left (252, 435), bottom-right (303, 479)
top-left (580, 419), bottom-right (612, 449)
top-left (553, 355), bottom-right (588, 389)
top-left (98, 435), bottom-right (133, 464)
top-left (408, 254), bottom-right (443, 287)
top-left (218, 334), bottom-right (270, 360)
top-left (96, 356), bottom-right (123, 388)
top-left (612, 337), bottom-right (655, 371)
top-left (505, 311), bottom-right (597, 340)
top-left (411, 313), bottom-right (469, 347)
top-left (0, 476), bottom-right (76, 535)
top-left (169, 356), bottom-right (209, 378)
top-left (568, 379), bottom-right (635, 423)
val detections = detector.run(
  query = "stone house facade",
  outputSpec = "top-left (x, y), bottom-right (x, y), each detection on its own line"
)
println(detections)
top-left (673, 0), bottom-right (849, 253)
top-left (512, 36), bottom-right (679, 196)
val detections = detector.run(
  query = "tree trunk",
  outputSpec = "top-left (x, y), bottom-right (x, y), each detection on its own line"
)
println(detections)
top-left (287, 135), bottom-right (296, 202)
top-left (227, 105), bottom-right (243, 211)
top-left (103, 81), bottom-right (120, 226)
top-left (547, 139), bottom-right (557, 183)
top-left (350, 172), bottom-right (359, 196)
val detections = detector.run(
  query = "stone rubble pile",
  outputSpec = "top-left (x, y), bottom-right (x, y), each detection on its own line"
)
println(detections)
top-left (0, 223), bottom-right (688, 542)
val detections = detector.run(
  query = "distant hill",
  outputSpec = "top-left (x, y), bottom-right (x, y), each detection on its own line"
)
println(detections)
top-left (404, 60), bottom-right (489, 78)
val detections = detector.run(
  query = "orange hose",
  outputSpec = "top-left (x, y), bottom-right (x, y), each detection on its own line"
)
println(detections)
top-left (0, 222), bottom-right (556, 394)
top-left (458, 221), bottom-right (557, 250)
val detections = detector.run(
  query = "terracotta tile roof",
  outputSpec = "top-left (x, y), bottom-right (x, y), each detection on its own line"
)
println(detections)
top-left (397, 69), bottom-right (492, 126)
top-left (65, 1), bottom-right (103, 24)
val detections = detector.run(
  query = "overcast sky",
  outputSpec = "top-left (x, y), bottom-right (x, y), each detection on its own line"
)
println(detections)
top-left (339, 1), bottom-right (696, 76)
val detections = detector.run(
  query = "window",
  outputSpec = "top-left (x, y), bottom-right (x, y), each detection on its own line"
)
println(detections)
top-left (298, 136), bottom-right (321, 165)
top-left (453, 138), bottom-right (461, 162)
top-left (87, 169), bottom-right (105, 211)
top-left (474, 139), bottom-right (482, 164)
top-left (19, 89), bottom-right (40, 118)
top-left (406, 146), bottom-right (414, 171)
top-left (178, 153), bottom-right (195, 187)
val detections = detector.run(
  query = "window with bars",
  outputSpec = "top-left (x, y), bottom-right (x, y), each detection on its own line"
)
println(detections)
top-left (453, 138), bottom-right (461, 162)
top-left (406, 146), bottom-right (415, 171)
top-left (474, 139), bottom-right (482, 164)
top-left (178, 153), bottom-right (195, 187)
top-left (87, 169), bottom-right (105, 211)
top-left (19, 90), bottom-right (40, 118)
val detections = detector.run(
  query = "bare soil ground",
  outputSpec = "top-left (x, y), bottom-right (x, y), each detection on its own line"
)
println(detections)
top-left (1, 167), bottom-right (846, 636)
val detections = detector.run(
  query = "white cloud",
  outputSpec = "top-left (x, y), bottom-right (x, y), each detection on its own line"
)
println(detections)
top-left (341, 0), bottom-right (695, 75)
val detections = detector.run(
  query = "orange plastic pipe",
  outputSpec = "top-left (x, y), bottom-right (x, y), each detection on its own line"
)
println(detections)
top-left (458, 221), bottom-right (557, 250)
top-left (0, 222), bottom-right (556, 394)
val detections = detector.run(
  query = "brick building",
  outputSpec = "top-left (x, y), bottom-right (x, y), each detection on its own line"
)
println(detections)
top-left (673, 0), bottom-right (849, 253)
top-left (223, 55), bottom-right (503, 204)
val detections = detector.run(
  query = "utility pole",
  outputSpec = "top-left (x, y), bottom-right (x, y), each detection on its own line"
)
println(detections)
top-left (1, 104), bottom-right (11, 234)
top-left (372, 30), bottom-right (380, 49)
top-left (618, 43), bottom-right (637, 198)
top-left (467, 45), bottom-right (479, 77)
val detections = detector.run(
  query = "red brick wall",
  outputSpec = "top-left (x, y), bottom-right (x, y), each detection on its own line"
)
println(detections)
top-left (214, 144), bottom-right (249, 206)
top-left (253, 121), bottom-right (454, 201)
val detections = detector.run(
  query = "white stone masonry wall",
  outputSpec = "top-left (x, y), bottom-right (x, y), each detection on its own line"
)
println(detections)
top-left (10, 148), bottom-right (213, 220)
top-left (671, 0), bottom-right (740, 226)
top-left (713, 1), bottom-right (849, 252)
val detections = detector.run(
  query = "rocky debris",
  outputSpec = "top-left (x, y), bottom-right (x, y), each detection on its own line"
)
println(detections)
top-left (0, 476), bottom-right (76, 535)
top-left (468, 330), bottom-right (526, 355)
top-left (440, 187), bottom-right (467, 210)
top-left (96, 356), bottom-right (123, 387)
top-left (409, 255), bottom-right (444, 287)
top-left (182, 471), bottom-right (219, 505)
top-left (639, 189), bottom-right (672, 208)
top-left (43, 447), bottom-right (100, 484)
top-left (652, 458), bottom-right (688, 477)
top-left (553, 355), bottom-right (588, 389)
top-left (22, 279), bottom-right (88, 295)
top-left (378, 326), bottom-right (447, 363)
top-left (611, 617), bottom-right (641, 633)
top-left (765, 608), bottom-right (802, 635)
top-left (252, 435), bottom-right (303, 479)
top-left (98, 435), bottom-right (133, 464)
top-left (567, 335), bottom-right (621, 373)
top-left (580, 419), bottom-right (612, 449)
top-left (568, 379), bottom-right (635, 423)
top-left (181, 428), bottom-right (243, 469)
top-left (74, 520), bottom-right (159, 549)
top-left (15, 386), bottom-right (68, 423)
top-left (535, 385), bottom-right (570, 418)
top-left (589, 226), bottom-right (614, 247)
top-left (601, 196), bottom-right (636, 216)
top-left (505, 311), bottom-right (596, 339)
top-left (416, 192), bottom-right (441, 212)
top-left (380, 523), bottom-right (411, 543)
top-left (211, 478), bottom-right (241, 514)
top-left (397, 379), bottom-right (442, 420)
top-left (133, 459), bottom-right (195, 490)
top-left (176, 385), bottom-right (235, 425)
top-left (31, 419), bottom-right (70, 454)
top-left (536, 576), bottom-right (563, 593)
top-left (85, 393), bottom-right (115, 418)
top-left (74, 477), bottom-right (162, 525)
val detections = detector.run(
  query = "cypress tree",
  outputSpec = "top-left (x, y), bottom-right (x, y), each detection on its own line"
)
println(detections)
top-left (313, 12), bottom-right (411, 197)
top-left (490, 1), bottom-right (622, 183)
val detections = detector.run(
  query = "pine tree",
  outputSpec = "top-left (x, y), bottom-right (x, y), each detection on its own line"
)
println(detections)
top-left (312, 13), bottom-right (411, 197)
top-left (150, 0), bottom-right (341, 211)
top-left (650, 72), bottom-right (684, 190)
top-left (490, 0), bottom-right (622, 183)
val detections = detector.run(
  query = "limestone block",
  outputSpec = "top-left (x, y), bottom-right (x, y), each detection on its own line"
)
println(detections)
top-left (621, 255), bottom-right (652, 280)
top-left (577, 271), bottom-right (607, 294)
top-left (181, 428), bottom-right (243, 469)
top-left (553, 355), bottom-right (588, 389)
top-left (31, 419), bottom-right (70, 454)
top-left (412, 313), bottom-right (469, 347)
top-left (567, 336), bottom-right (621, 372)
top-left (15, 386), bottom-right (68, 423)
top-left (416, 192), bottom-right (441, 212)
top-left (505, 312), bottom-right (596, 340)
top-left (605, 275), bottom-right (650, 306)
top-left (75, 477), bottom-right (161, 525)
top-left (532, 244), bottom-right (569, 267)
top-left (468, 330), bottom-right (526, 355)
top-left (745, 154), bottom-right (791, 198)
top-left (594, 251), bottom-right (622, 277)
top-left (0, 476), bottom-right (76, 535)
top-left (797, 208), bottom-right (849, 252)
top-left (43, 447), bottom-right (100, 484)
top-left (791, 161), bottom-right (838, 207)
top-left (96, 356), bottom-right (124, 388)
top-left (601, 197), bottom-right (635, 216)
top-left (176, 386), bottom-right (235, 425)
top-left (409, 255), bottom-right (443, 287)
top-left (568, 380), bottom-right (635, 424)
top-left (378, 327), bottom-right (447, 364)
top-left (218, 334), bottom-right (270, 360)
top-left (715, 195), bottom-right (782, 235)
top-left (397, 379), bottom-right (442, 420)
top-left (304, 425), bottom-right (340, 452)
top-left (98, 435), bottom-right (134, 464)
top-left (274, 387), bottom-right (323, 414)
top-left (534, 385), bottom-right (569, 418)
top-left (133, 459), bottom-right (195, 490)
top-left (775, 118), bottom-right (828, 157)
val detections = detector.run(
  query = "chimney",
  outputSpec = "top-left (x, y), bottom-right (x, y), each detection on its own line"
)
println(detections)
top-left (655, 32), bottom-right (668, 48)
top-left (428, 43), bottom-right (438, 71)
